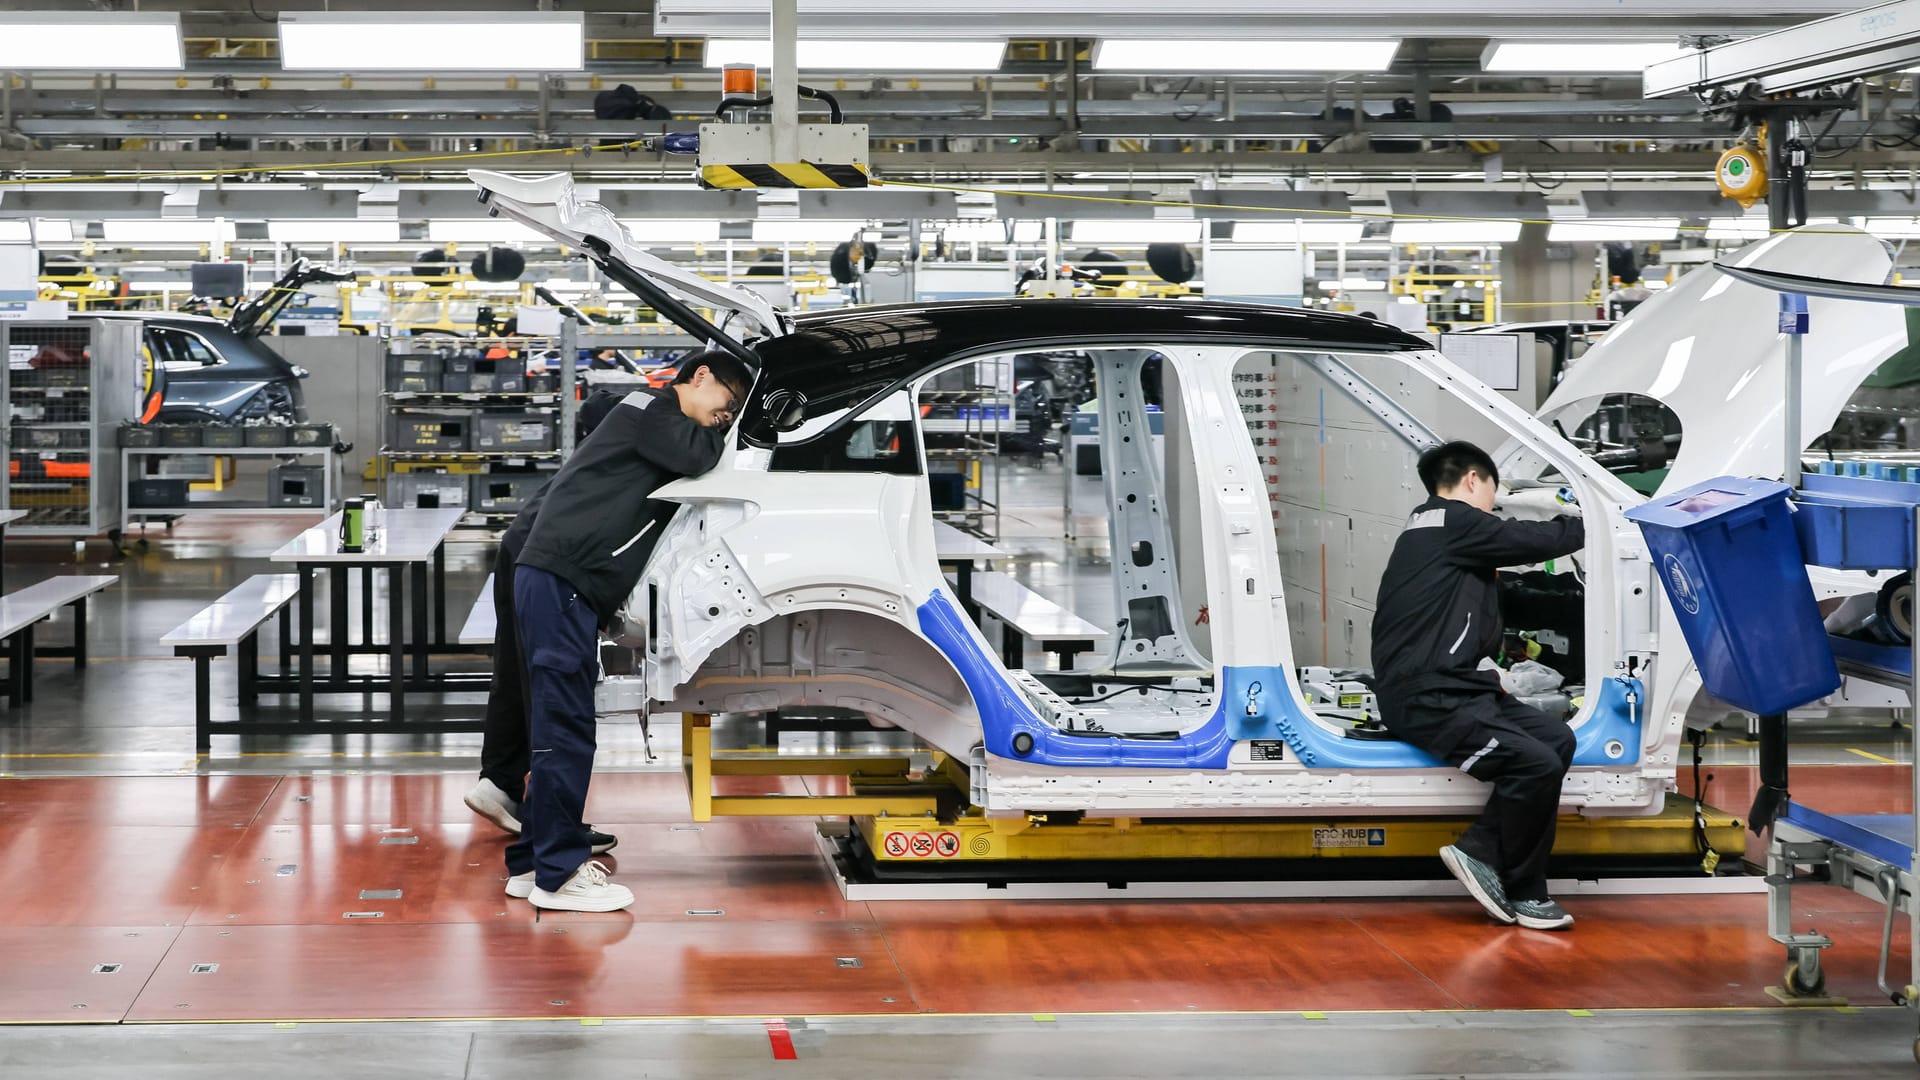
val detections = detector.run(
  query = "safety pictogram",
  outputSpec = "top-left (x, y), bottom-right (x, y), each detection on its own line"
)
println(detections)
top-left (908, 832), bottom-right (936, 857)
top-left (883, 832), bottom-right (909, 857)
top-left (934, 832), bottom-right (961, 858)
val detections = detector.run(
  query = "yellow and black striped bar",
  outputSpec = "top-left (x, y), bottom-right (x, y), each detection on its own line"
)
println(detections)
top-left (698, 162), bottom-right (871, 189)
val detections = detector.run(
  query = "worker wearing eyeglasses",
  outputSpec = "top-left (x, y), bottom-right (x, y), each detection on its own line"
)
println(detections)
top-left (502, 350), bottom-right (754, 912)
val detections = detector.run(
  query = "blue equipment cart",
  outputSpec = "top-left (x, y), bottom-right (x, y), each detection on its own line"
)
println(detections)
top-left (1635, 468), bottom-right (1920, 1058)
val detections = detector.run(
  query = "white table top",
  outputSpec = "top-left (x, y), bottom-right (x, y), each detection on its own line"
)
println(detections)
top-left (0, 509), bottom-right (30, 527)
top-left (966, 571), bottom-right (1109, 641)
top-left (269, 506), bottom-right (466, 564)
top-left (932, 519), bottom-right (1011, 563)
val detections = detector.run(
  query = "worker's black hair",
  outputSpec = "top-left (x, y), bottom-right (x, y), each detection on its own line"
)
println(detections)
top-left (671, 349), bottom-right (754, 400)
top-left (1417, 440), bottom-right (1499, 496)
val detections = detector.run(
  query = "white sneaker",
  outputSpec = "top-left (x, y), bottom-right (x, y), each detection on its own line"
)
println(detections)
top-left (464, 778), bottom-right (522, 835)
top-left (529, 860), bottom-right (634, 913)
top-left (504, 871), bottom-right (535, 899)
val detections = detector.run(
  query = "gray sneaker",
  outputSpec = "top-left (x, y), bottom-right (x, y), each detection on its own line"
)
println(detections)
top-left (1512, 898), bottom-right (1575, 931)
top-left (1439, 844), bottom-right (1517, 925)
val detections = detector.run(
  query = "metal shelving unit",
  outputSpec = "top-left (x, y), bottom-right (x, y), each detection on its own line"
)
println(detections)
top-left (119, 444), bottom-right (339, 534)
top-left (919, 360), bottom-right (1011, 540)
top-left (379, 326), bottom-right (577, 528)
top-left (1, 318), bottom-right (140, 537)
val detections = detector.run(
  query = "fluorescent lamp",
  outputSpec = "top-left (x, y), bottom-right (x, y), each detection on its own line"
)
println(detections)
top-left (1863, 218), bottom-right (1920, 240)
top-left (1705, 217), bottom-right (1773, 241)
top-left (1012, 221), bottom-right (1044, 244)
top-left (0, 13), bottom-right (182, 70)
top-left (1482, 41), bottom-right (1694, 74)
top-left (616, 219), bottom-right (723, 243)
top-left (267, 221), bottom-right (401, 244)
top-left (29, 219), bottom-right (73, 243)
top-left (0, 221), bottom-right (67, 243)
top-left (1068, 220), bottom-right (1202, 245)
top-left (751, 219), bottom-right (863, 243)
top-left (1389, 220), bottom-right (1522, 245)
top-left (704, 39), bottom-right (1005, 72)
top-left (1091, 40), bottom-right (1398, 73)
top-left (1546, 218), bottom-right (1681, 242)
top-left (1337, 277), bottom-right (1388, 292)
top-left (101, 221), bottom-right (235, 244)
top-left (427, 219), bottom-right (555, 244)
top-left (1232, 220), bottom-right (1366, 244)
top-left (279, 12), bottom-right (584, 71)
top-left (933, 221), bottom-right (1019, 243)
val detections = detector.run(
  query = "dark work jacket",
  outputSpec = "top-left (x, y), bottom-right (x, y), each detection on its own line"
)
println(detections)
top-left (1371, 495), bottom-right (1584, 748)
top-left (516, 387), bottom-right (726, 622)
top-left (498, 389), bottom-right (624, 560)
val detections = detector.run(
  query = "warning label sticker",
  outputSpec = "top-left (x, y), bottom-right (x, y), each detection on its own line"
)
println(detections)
top-left (883, 833), bottom-right (909, 857)
top-left (908, 833), bottom-right (936, 858)
top-left (1312, 827), bottom-right (1387, 849)
top-left (934, 832), bottom-right (961, 858)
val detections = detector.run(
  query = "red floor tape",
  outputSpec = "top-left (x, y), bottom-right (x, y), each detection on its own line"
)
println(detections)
top-left (766, 1019), bottom-right (798, 1060)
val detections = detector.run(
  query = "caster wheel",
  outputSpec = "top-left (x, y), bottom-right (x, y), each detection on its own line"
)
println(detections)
top-left (1783, 960), bottom-right (1827, 999)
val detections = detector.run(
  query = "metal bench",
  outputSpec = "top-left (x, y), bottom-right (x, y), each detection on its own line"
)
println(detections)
top-left (459, 574), bottom-right (496, 647)
top-left (162, 574), bottom-right (299, 751)
top-left (964, 570), bottom-right (1110, 670)
top-left (0, 575), bottom-right (117, 706)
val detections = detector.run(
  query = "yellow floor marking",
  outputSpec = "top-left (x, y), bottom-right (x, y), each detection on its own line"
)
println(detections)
top-left (1847, 748), bottom-right (1901, 764)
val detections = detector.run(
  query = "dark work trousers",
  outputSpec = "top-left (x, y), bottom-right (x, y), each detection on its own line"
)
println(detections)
top-left (477, 536), bottom-right (528, 802)
top-left (503, 565), bottom-right (601, 891)
top-left (1388, 689), bottom-right (1575, 902)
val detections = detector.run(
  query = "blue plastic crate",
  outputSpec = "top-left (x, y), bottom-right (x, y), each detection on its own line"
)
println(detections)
top-left (1626, 476), bottom-right (1840, 716)
top-left (1793, 473), bottom-right (1919, 571)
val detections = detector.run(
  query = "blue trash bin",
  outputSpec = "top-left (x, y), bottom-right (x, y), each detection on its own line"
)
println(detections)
top-left (1624, 476), bottom-right (1840, 715)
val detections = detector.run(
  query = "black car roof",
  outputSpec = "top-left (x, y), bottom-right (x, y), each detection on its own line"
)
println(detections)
top-left (738, 298), bottom-right (1428, 446)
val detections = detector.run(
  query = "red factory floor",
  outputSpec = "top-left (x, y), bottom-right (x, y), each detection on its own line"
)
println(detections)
top-left (0, 764), bottom-right (1911, 1025)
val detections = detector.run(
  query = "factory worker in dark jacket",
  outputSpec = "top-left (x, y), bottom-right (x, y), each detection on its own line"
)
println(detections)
top-left (464, 389), bottom-right (622, 845)
top-left (504, 350), bottom-right (753, 912)
top-left (1372, 441), bottom-right (1585, 932)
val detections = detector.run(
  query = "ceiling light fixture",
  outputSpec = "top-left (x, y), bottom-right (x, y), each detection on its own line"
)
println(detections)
top-left (0, 13), bottom-right (183, 70)
top-left (616, 220), bottom-right (724, 243)
top-left (1067, 220), bottom-right (1203, 245)
top-left (750, 219), bottom-right (864, 243)
top-left (426, 219), bottom-right (556, 244)
top-left (1388, 220), bottom-right (1523, 245)
top-left (704, 39), bottom-right (1005, 71)
top-left (101, 221), bottom-right (236, 244)
top-left (1092, 39), bottom-right (1398, 72)
top-left (279, 12), bottom-right (584, 71)
top-left (1232, 220), bottom-right (1367, 244)
top-left (1482, 41), bottom-right (1695, 74)
top-left (267, 221), bottom-right (402, 244)
top-left (1546, 218), bottom-right (1682, 242)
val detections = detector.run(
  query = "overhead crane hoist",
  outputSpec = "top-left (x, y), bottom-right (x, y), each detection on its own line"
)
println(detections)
top-left (1647, 0), bottom-right (1920, 230)
top-left (659, 0), bottom-right (871, 189)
